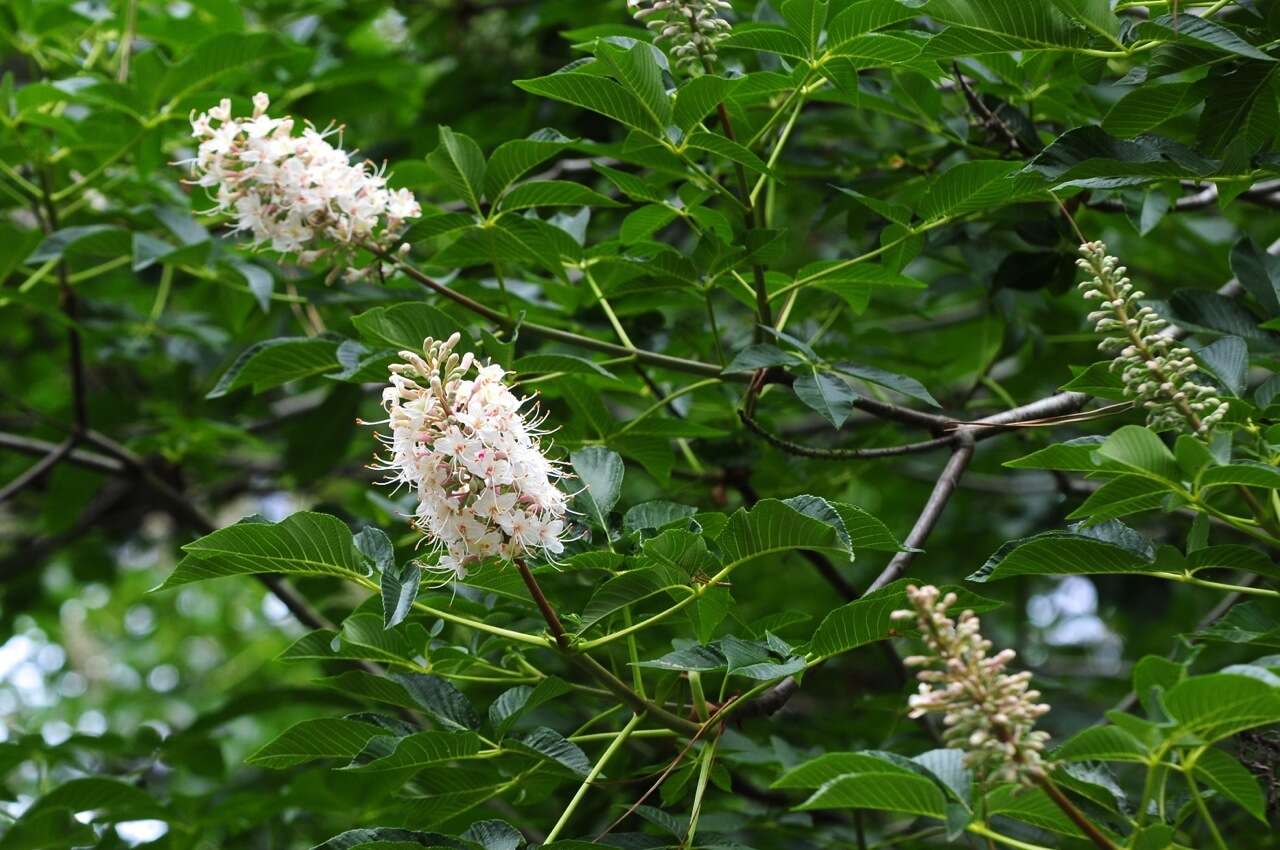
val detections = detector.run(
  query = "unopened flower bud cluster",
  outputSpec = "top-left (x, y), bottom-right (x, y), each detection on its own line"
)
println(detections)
top-left (893, 585), bottom-right (1051, 787)
top-left (371, 334), bottom-right (570, 580)
top-left (628, 0), bottom-right (733, 72)
top-left (1077, 241), bottom-right (1227, 435)
top-left (186, 93), bottom-right (421, 281)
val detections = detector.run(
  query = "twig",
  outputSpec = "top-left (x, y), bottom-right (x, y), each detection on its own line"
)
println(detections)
top-left (0, 438), bottom-right (75, 505)
top-left (0, 430), bottom-right (123, 474)
top-left (35, 168), bottom-right (90, 435)
top-left (1036, 774), bottom-right (1120, 850)
top-left (739, 411), bottom-right (956, 459)
top-left (514, 559), bottom-right (701, 736)
top-left (952, 62), bottom-right (1024, 154)
top-left (516, 559), bottom-right (570, 649)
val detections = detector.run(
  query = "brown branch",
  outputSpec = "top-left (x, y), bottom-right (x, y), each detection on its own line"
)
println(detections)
top-left (0, 430), bottom-right (124, 474)
top-left (514, 558), bottom-right (700, 736)
top-left (952, 63), bottom-right (1024, 155)
top-left (515, 559), bottom-right (570, 649)
top-left (1036, 774), bottom-right (1120, 850)
top-left (739, 410), bottom-right (956, 459)
top-left (867, 434), bottom-right (976, 594)
top-left (0, 437), bottom-right (76, 505)
top-left (35, 168), bottom-right (89, 435)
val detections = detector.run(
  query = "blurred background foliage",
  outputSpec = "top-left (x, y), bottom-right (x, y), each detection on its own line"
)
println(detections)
top-left (1, 0), bottom-right (1279, 848)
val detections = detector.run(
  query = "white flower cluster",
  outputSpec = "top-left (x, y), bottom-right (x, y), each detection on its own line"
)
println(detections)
top-left (187, 92), bottom-right (421, 278)
top-left (1078, 241), bottom-right (1228, 435)
top-left (371, 334), bottom-right (571, 580)
top-left (628, 0), bottom-right (733, 72)
top-left (893, 585), bottom-right (1052, 787)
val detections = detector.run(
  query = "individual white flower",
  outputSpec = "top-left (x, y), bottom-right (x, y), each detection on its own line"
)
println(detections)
top-left (628, 0), bottom-right (733, 72)
top-left (1077, 241), bottom-right (1228, 435)
top-left (368, 334), bottom-right (572, 580)
top-left (184, 92), bottom-right (421, 279)
top-left (892, 585), bottom-right (1052, 787)
top-left (371, 8), bottom-right (409, 49)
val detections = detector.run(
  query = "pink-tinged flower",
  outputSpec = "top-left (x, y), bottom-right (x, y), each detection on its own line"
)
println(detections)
top-left (368, 334), bottom-right (572, 580)
top-left (184, 92), bottom-right (421, 280)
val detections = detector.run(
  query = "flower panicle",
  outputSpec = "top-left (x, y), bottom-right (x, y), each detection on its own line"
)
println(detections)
top-left (628, 0), bottom-right (733, 72)
top-left (368, 333), bottom-right (572, 581)
top-left (892, 585), bottom-right (1052, 787)
top-left (1077, 241), bottom-right (1227, 436)
top-left (185, 92), bottom-right (421, 281)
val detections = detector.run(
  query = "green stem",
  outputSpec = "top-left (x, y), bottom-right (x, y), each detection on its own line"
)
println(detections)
top-left (65, 255), bottom-right (130, 284)
top-left (1185, 769), bottom-right (1229, 850)
top-left (1137, 744), bottom-right (1172, 827)
top-left (387, 252), bottom-right (728, 379)
top-left (966, 823), bottom-right (1053, 850)
top-left (582, 264), bottom-right (634, 349)
top-left (613, 379), bottom-right (720, 437)
top-left (354, 575), bottom-right (552, 647)
top-left (681, 737), bottom-right (718, 850)
top-left (688, 671), bottom-right (709, 722)
top-left (770, 217), bottom-right (953, 300)
top-left (148, 264), bottom-right (173, 326)
top-left (1149, 571), bottom-right (1280, 598)
top-left (545, 713), bottom-right (643, 844)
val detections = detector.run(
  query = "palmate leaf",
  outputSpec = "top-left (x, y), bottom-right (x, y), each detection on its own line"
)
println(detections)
top-left (246, 718), bottom-right (390, 769)
top-left (1053, 726), bottom-right (1152, 764)
top-left (593, 41), bottom-right (672, 130)
top-left (827, 0), bottom-right (919, 43)
top-left (428, 127), bottom-right (487, 214)
top-left (808, 578), bottom-right (1000, 661)
top-left (515, 72), bottom-right (659, 136)
top-left (781, 0), bottom-right (829, 56)
top-left (713, 498), bottom-right (856, 567)
top-left (922, 0), bottom-right (1087, 51)
top-left (351, 303), bottom-right (461, 351)
top-left (488, 677), bottom-right (575, 738)
top-left (684, 131), bottom-right (775, 177)
top-left (798, 769), bottom-right (949, 818)
top-left (672, 75), bottom-right (739, 135)
top-left (1102, 81), bottom-right (1207, 138)
top-left (721, 25), bottom-right (810, 60)
top-left (154, 32), bottom-right (294, 106)
top-left (497, 180), bottom-right (622, 211)
top-left (1193, 747), bottom-right (1268, 823)
top-left (510, 727), bottom-right (591, 776)
top-left (484, 129), bottom-right (576, 199)
top-left (1136, 15), bottom-right (1275, 62)
top-left (346, 730), bottom-right (483, 773)
top-left (1163, 672), bottom-right (1280, 742)
top-left (917, 160), bottom-right (1046, 221)
top-left (793, 369), bottom-right (858, 428)
top-left (985, 785), bottom-right (1089, 838)
top-left (22, 778), bottom-right (167, 823)
top-left (311, 828), bottom-right (473, 850)
top-left (1066, 474), bottom-right (1174, 523)
top-left (1025, 126), bottom-right (1219, 189)
top-left (157, 512), bottom-right (372, 589)
top-left (206, 337), bottom-right (342, 399)
top-left (570, 446), bottom-right (625, 526)
top-left (577, 565), bottom-right (691, 632)
top-left (826, 33), bottom-right (922, 66)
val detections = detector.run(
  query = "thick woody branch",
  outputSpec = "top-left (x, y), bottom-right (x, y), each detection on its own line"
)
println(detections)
top-left (867, 434), bottom-right (976, 594)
